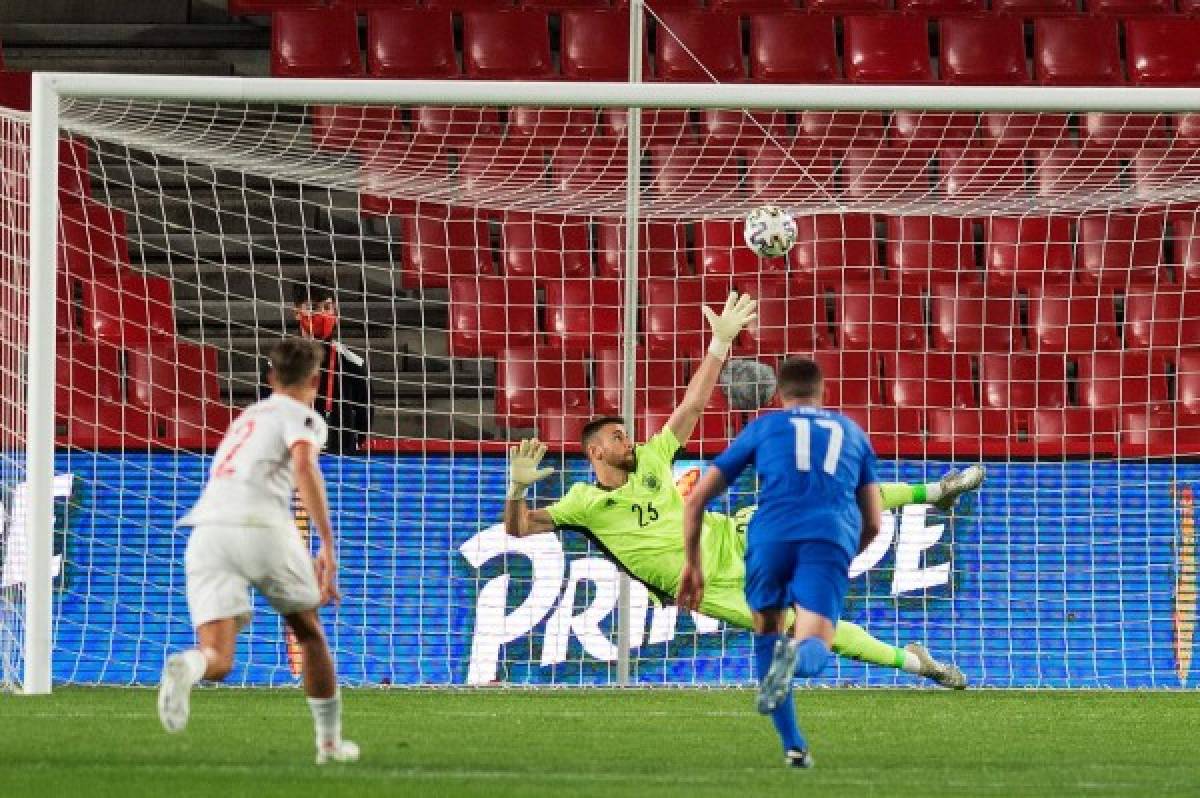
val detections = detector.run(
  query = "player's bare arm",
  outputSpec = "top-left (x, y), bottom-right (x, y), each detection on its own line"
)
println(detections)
top-left (856, 482), bottom-right (884, 555)
top-left (665, 292), bottom-right (757, 446)
top-left (677, 467), bottom-right (728, 612)
top-left (292, 439), bottom-right (340, 605)
top-left (503, 438), bottom-right (557, 538)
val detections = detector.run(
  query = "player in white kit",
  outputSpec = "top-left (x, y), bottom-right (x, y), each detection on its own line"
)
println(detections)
top-left (157, 337), bottom-right (358, 765)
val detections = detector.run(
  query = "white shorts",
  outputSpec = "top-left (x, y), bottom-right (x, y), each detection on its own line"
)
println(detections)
top-left (184, 523), bottom-right (320, 628)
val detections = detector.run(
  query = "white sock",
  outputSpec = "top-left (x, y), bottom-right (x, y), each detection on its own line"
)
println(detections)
top-left (307, 690), bottom-right (342, 749)
top-left (900, 650), bottom-right (923, 674)
top-left (923, 481), bottom-right (944, 504)
top-left (179, 649), bottom-right (208, 684)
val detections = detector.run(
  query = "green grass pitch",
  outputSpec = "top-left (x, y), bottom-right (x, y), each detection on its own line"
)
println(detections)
top-left (1, 688), bottom-right (1194, 797)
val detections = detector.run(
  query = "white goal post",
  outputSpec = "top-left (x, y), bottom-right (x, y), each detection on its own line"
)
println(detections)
top-left (14, 72), bottom-right (1200, 693)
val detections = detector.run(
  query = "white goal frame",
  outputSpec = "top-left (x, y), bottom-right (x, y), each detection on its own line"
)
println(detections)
top-left (20, 71), bottom-right (1200, 694)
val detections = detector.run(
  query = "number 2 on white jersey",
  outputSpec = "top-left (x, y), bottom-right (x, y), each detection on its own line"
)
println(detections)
top-left (213, 418), bottom-right (256, 478)
top-left (790, 418), bottom-right (843, 475)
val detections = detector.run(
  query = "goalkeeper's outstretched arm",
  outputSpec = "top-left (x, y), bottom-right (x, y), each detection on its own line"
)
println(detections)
top-left (503, 438), bottom-right (557, 538)
top-left (665, 292), bottom-right (757, 447)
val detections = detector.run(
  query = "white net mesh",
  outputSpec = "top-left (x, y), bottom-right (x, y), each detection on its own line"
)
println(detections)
top-left (3, 89), bottom-right (1197, 687)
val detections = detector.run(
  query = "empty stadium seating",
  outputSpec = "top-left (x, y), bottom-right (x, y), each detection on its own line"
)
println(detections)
top-left (696, 218), bottom-right (785, 276)
top-left (367, 9), bottom-right (457, 78)
top-left (984, 216), bottom-right (1073, 291)
top-left (735, 277), bottom-right (828, 355)
top-left (835, 285), bottom-right (925, 351)
top-left (939, 15), bottom-right (1028, 84)
top-left (463, 10), bottom-right (553, 79)
top-left (980, 353), bottom-right (1068, 410)
top-left (884, 216), bottom-right (976, 289)
top-left (1124, 286), bottom-right (1200, 349)
top-left (1076, 350), bottom-right (1170, 412)
top-left (930, 285), bottom-right (1022, 352)
top-left (1075, 211), bottom-right (1166, 288)
top-left (643, 278), bottom-right (731, 360)
top-left (1033, 17), bottom-right (1121, 86)
top-left (447, 276), bottom-right (537, 359)
top-left (1125, 18), bottom-right (1200, 86)
top-left (55, 339), bottom-right (151, 448)
top-left (501, 212), bottom-right (592, 281)
top-left (655, 11), bottom-right (745, 82)
top-left (402, 205), bottom-right (494, 288)
top-left (543, 278), bottom-right (622, 353)
top-left (59, 200), bottom-right (129, 277)
top-left (1028, 291), bottom-right (1120, 353)
top-left (595, 218), bottom-right (689, 278)
top-left (748, 14), bottom-right (838, 83)
top-left (594, 347), bottom-right (685, 416)
top-left (560, 10), bottom-right (634, 80)
top-left (127, 339), bottom-right (235, 449)
top-left (883, 352), bottom-right (975, 409)
top-left (842, 15), bottom-right (932, 84)
top-left (494, 346), bottom-right (591, 429)
top-left (79, 269), bottom-right (176, 345)
top-left (789, 214), bottom-right (876, 286)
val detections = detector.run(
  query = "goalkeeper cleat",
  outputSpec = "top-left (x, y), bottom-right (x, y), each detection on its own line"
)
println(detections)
top-left (905, 642), bottom-right (967, 689)
top-left (316, 739), bottom-right (360, 765)
top-left (157, 653), bottom-right (193, 734)
top-left (933, 464), bottom-right (986, 512)
top-left (757, 638), bottom-right (799, 715)
top-left (785, 749), bottom-right (814, 769)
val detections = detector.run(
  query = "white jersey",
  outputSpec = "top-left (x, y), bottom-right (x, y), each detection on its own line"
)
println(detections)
top-left (179, 393), bottom-right (328, 528)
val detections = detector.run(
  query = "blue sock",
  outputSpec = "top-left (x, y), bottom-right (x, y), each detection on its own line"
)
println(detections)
top-left (754, 634), bottom-right (806, 753)
top-left (793, 637), bottom-right (831, 678)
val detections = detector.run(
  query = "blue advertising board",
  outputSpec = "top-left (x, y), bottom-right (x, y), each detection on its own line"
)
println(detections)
top-left (10, 451), bottom-right (1194, 688)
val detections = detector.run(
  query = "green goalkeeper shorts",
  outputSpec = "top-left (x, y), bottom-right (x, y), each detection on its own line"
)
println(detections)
top-left (694, 507), bottom-right (756, 631)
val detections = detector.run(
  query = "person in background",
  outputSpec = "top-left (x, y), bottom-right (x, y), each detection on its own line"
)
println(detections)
top-left (262, 276), bottom-right (371, 455)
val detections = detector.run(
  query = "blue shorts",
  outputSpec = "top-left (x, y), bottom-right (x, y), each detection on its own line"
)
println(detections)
top-left (744, 539), bottom-right (851, 623)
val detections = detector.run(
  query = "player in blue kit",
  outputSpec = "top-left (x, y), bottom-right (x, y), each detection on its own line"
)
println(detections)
top-left (678, 357), bottom-right (883, 770)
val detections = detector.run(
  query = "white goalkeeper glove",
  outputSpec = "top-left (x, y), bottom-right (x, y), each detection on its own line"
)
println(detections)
top-left (507, 438), bottom-right (555, 500)
top-left (702, 292), bottom-right (758, 360)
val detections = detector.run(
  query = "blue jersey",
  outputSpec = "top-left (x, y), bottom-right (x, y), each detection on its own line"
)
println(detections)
top-left (712, 405), bottom-right (878, 558)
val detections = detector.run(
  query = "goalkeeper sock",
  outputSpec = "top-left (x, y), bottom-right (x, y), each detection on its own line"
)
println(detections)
top-left (880, 482), bottom-right (941, 510)
top-left (307, 689), bottom-right (343, 748)
top-left (832, 620), bottom-right (910, 671)
top-left (754, 634), bottom-right (806, 753)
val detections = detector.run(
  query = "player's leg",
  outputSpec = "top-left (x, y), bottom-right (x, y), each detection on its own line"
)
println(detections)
top-left (879, 464), bottom-right (985, 512)
top-left (282, 609), bottom-right (358, 765)
top-left (831, 621), bottom-right (966, 688)
top-left (159, 525), bottom-right (251, 733)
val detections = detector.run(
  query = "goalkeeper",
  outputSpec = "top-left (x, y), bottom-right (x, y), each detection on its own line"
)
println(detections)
top-left (503, 292), bottom-right (979, 688)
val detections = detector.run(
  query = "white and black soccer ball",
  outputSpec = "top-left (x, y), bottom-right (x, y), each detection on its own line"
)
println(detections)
top-left (742, 205), bottom-right (798, 259)
top-left (720, 358), bottom-right (778, 411)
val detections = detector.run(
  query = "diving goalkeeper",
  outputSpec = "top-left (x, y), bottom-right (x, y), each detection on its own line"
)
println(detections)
top-left (503, 292), bottom-right (979, 688)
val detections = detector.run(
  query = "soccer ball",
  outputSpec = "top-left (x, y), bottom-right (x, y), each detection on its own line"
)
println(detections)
top-left (742, 205), bottom-right (798, 259)
top-left (720, 358), bottom-right (778, 411)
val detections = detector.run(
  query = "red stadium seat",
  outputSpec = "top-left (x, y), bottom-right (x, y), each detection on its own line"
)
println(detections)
top-left (1131, 148), bottom-right (1200, 201)
top-left (1118, 407), bottom-right (1193, 458)
top-left (841, 143), bottom-right (931, 201)
top-left (1124, 285), bottom-right (1200, 349)
top-left (1173, 214), bottom-right (1200, 284)
top-left (425, 0), bottom-right (513, 8)
top-left (55, 339), bottom-right (151, 448)
top-left (330, 0), bottom-right (421, 9)
top-left (976, 112), bottom-right (1071, 150)
top-left (500, 212), bottom-right (591, 281)
top-left (594, 347), bottom-right (684, 416)
top-left (1077, 351), bottom-right (1169, 412)
top-left (524, 0), bottom-right (610, 8)
top-left (636, 397), bottom-right (731, 456)
top-left (507, 107), bottom-right (595, 147)
top-left (748, 13), bottom-right (838, 83)
top-left (937, 144), bottom-right (1027, 200)
top-left (984, 216), bottom-right (1073, 291)
top-left (710, 0), bottom-right (795, 10)
top-left (271, 8), bottom-right (363, 78)
top-left (882, 352), bottom-right (974, 409)
top-left (463, 11), bottom-right (553, 79)
top-left (806, 0), bottom-right (888, 10)
top-left (561, 10), bottom-right (636, 81)
top-left (1177, 349), bottom-right (1200, 413)
top-left (884, 216), bottom-right (976, 289)
top-left (536, 414), bottom-right (590, 452)
top-left (939, 16), bottom-right (1028, 85)
top-left (367, 9), bottom-right (457, 78)
top-left (980, 353), bottom-right (1068, 410)
top-left (595, 218), bottom-right (690, 279)
top-left (807, 350), bottom-right (878, 409)
top-left (1075, 211), bottom-right (1166, 288)
top-left (58, 138), bottom-right (91, 204)
top-left (836, 284), bottom-right (925, 352)
top-left (650, 143), bottom-right (743, 201)
top-left (58, 200), bottom-right (128, 277)
top-left (743, 139), bottom-right (837, 201)
top-left (1078, 114), bottom-right (1166, 154)
top-left (127, 339), bottom-right (234, 449)
top-left (991, 0), bottom-right (1075, 11)
top-left (310, 104), bottom-right (406, 154)
top-left (1031, 147), bottom-right (1126, 197)
top-left (889, 111), bottom-right (975, 157)
top-left (495, 347), bottom-right (591, 429)
top-left (0, 71), bottom-right (32, 112)
top-left (1084, 0), bottom-right (1171, 14)
top-left (842, 15), bottom-right (933, 84)
top-left (401, 204), bottom-right (493, 289)
top-left (544, 278), bottom-right (622, 353)
top-left (1028, 291), bottom-right (1119, 353)
top-left (789, 213), bottom-right (877, 285)
top-left (735, 278), bottom-right (829, 356)
top-left (447, 276), bottom-right (537, 359)
top-left (1126, 18), bottom-right (1200, 86)
top-left (79, 269), bottom-right (175, 345)
top-left (930, 285), bottom-right (1022, 352)
top-left (655, 11), bottom-right (744, 82)
top-left (698, 110), bottom-right (789, 152)
top-left (926, 408), bottom-right (1012, 454)
top-left (1030, 407), bottom-right (1118, 455)
top-left (696, 218), bottom-right (788, 277)
top-left (643, 278), bottom-right (730, 360)
top-left (1033, 17), bottom-right (1121, 86)
top-left (602, 108), bottom-right (694, 144)
top-left (898, 0), bottom-right (983, 9)
top-left (796, 111), bottom-right (884, 153)
top-left (553, 138), bottom-right (626, 196)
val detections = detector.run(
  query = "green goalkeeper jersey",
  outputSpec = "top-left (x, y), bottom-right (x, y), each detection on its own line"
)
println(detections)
top-left (545, 427), bottom-right (746, 606)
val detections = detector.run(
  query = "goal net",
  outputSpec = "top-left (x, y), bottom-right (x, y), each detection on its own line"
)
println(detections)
top-left (5, 77), bottom-right (1199, 690)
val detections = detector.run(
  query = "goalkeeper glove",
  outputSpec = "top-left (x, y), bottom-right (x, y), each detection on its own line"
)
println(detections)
top-left (507, 438), bottom-right (554, 500)
top-left (702, 292), bottom-right (758, 360)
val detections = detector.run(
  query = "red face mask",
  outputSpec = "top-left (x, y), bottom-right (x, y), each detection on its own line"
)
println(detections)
top-left (298, 310), bottom-right (336, 340)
